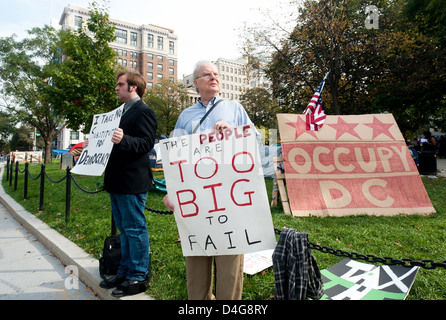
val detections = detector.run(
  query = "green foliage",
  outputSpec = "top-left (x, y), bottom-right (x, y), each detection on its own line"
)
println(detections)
top-left (143, 80), bottom-right (189, 137)
top-left (0, 27), bottom-right (66, 162)
top-left (241, 0), bottom-right (446, 135)
top-left (47, 1), bottom-right (119, 132)
top-left (3, 163), bottom-right (445, 300)
top-left (240, 87), bottom-right (279, 129)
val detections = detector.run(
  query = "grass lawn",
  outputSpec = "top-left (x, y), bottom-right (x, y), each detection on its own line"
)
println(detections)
top-left (2, 162), bottom-right (446, 300)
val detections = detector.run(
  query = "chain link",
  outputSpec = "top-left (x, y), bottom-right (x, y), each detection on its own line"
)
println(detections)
top-left (308, 242), bottom-right (446, 270)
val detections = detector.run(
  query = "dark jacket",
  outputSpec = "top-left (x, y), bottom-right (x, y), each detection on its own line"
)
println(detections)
top-left (104, 100), bottom-right (157, 194)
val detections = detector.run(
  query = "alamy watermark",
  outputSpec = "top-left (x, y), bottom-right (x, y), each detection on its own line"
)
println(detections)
top-left (365, 5), bottom-right (379, 29)
top-left (64, 265), bottom-right (79, 290)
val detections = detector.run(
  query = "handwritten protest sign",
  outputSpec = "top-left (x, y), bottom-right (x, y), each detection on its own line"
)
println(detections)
top-left (71, 105), bottom-right (124, 176)
top-left (160, 124), bottom-right (276, 256)
top-left (277, 113), bottom-right (435, 216)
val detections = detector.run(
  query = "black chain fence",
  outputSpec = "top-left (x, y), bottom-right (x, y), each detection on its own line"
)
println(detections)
top-left (4, 158), bottom-right (446, 270)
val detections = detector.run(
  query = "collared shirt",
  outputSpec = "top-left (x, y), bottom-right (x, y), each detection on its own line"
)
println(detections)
top-left (123, 96), bottom-right (140, 114)
top-left (172, 95), bottom-right (257, 137)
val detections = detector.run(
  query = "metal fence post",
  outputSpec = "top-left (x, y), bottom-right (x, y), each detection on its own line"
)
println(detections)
top-left (65, 166), bottom-right (71, 223)
top-left (24, 162), bottom-right (28, 200)
top-left (6, 157), bottom-right (9, 182)
top-left (39, 164), bottom-right (45, 211)
top-left (14, 161), bottom-right (18, 191)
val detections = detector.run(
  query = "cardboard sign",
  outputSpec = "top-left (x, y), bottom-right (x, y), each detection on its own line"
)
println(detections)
top-left (72, 105), bottom-right (124, 176)
top-left (320, 259), bottom-right (419, 300)
top-left (160, 124), bottom-right (276, 256)
top-left (277, 114), bottom-right (435, 216)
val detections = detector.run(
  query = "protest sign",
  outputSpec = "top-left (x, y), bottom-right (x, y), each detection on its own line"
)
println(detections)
top-left (320, 259), bottom-right (419, 300)
top-left (277, 113), bottom-right (435, 216)
top-left (71, 104), bottom-right (124, 176)
top-left (160, 124), bottom-right (276, 256)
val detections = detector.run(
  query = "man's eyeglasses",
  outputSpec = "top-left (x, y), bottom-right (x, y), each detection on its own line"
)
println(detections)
top-left (195, 73), bottom-right (219, 80)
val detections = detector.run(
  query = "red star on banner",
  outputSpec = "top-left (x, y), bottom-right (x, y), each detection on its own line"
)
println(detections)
top-left (326, 117), bottom-right (362, 140)
top-left (364, 116), bottom-right (395, 140)
top-left (286, 116), bottom-right (318, 139)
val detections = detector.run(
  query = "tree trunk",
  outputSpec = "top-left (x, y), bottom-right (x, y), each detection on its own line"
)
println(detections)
top-left (44, 140), bottom-right (52, 165)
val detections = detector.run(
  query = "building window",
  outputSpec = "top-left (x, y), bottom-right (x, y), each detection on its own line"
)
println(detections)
top-left (75, 16), bottom-right (82, 30)
top-left (147, 62), bottom-right (153, 69)
top-left (169, 68), bottom-right (174, 75)
top-left (169, 59), bottom-right (174, 66)
top-left (157, 74), bottom-right (163, 80)
top-left (147, 53), bottom-right (153, 60)
top-left (158, 55), bottom-right (163, 62)
top-left (147, 82), bottom-right (153, 89)
top-left (115, 29), bottom-right (127, 44)
top-left (148, 34), bottom-right (154, 48)
top-left (147, 72), bottom-right (153, 80)
top-left (70, 131), bottom-right (79, 140)
top-left (130, 32), bottom-right (137, 46)
top-left (169, 41), bottom-right (174, 54)
top-left (157, 64), bottom-right (163, 71)
top-left (157, 36), bottom-right (163, 50)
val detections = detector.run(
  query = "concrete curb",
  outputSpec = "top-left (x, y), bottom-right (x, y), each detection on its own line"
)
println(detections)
top-left (0, 164), bottom-right (153, 300)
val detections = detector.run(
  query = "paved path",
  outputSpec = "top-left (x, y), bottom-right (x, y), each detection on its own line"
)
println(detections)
top-left (0, 202), bottom-right (98, 300)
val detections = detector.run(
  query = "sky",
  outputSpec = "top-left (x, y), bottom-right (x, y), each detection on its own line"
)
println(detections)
top-left (0, 0), bottom-right (296, 76)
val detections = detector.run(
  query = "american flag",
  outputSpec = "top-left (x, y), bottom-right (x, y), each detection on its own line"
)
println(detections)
top-left (303, 71), bottom-right (329, 131)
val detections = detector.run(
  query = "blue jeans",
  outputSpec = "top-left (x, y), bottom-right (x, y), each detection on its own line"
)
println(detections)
top-left (109, 192), bottom-right (150, 281)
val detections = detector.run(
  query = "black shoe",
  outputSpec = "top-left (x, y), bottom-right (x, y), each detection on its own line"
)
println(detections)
top-left (111, 276), bottom-right (149, 297)
top-left (99, 273), bottom-right (126, 289)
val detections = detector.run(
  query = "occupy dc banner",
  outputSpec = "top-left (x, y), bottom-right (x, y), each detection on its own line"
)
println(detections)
top-left (277, 114), bottom-right (435, 217)
top-left (160, 124), bottom-right (276, 256)
top-left (72, 104), bottom-right (124, 176)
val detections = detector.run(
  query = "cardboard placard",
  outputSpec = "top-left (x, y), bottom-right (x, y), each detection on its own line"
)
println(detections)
top-left (160, 124), bottom-right (276, 256)
top-left (72, 105), bottom-right (124, 176)
top-left (320, 259), bottom-right (419, 300)
top-left (277, 114), bottom-right (435, 216)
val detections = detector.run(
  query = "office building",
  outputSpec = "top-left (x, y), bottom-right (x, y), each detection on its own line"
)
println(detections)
top-left (182, 57), bottom-right (271, 104)
top-left (59, 4), bottom-right (178, 90)
top-left (56, 4), bottom-right (178, 150)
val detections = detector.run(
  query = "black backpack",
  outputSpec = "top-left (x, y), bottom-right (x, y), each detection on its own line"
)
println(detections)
top-left (99, 234), bottom-right (121, 279)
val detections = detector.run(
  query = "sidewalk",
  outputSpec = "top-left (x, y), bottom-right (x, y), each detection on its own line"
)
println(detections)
top-left (0, 163), bottom-right (152, 300)
top-left (0, 203), bottom-right (97, 300)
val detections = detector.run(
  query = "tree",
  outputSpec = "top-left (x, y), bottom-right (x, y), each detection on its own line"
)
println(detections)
top-left (47, 1), bottom-right (119, 133)
top-left (0, 29), bottom-right (66, 163)
top-left (241, 0), bottom-right (446, 136)
top-left (240, 87), bottom-right (279, 128)
top-left (144, 80), bottom-right (189, 137)
top-left (0, 101), bottom-right (17, 152)
top-left (404, 0), bottom-right (446, 47)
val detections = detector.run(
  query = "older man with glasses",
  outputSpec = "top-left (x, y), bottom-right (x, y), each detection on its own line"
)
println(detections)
top-left (163, 60), bottom-right (259, 300)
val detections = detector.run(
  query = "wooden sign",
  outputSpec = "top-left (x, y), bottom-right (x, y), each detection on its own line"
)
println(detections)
top-left (160, 124), bottom-right (276, 256)
top-left (277, 114), bottom-right (435, 216)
